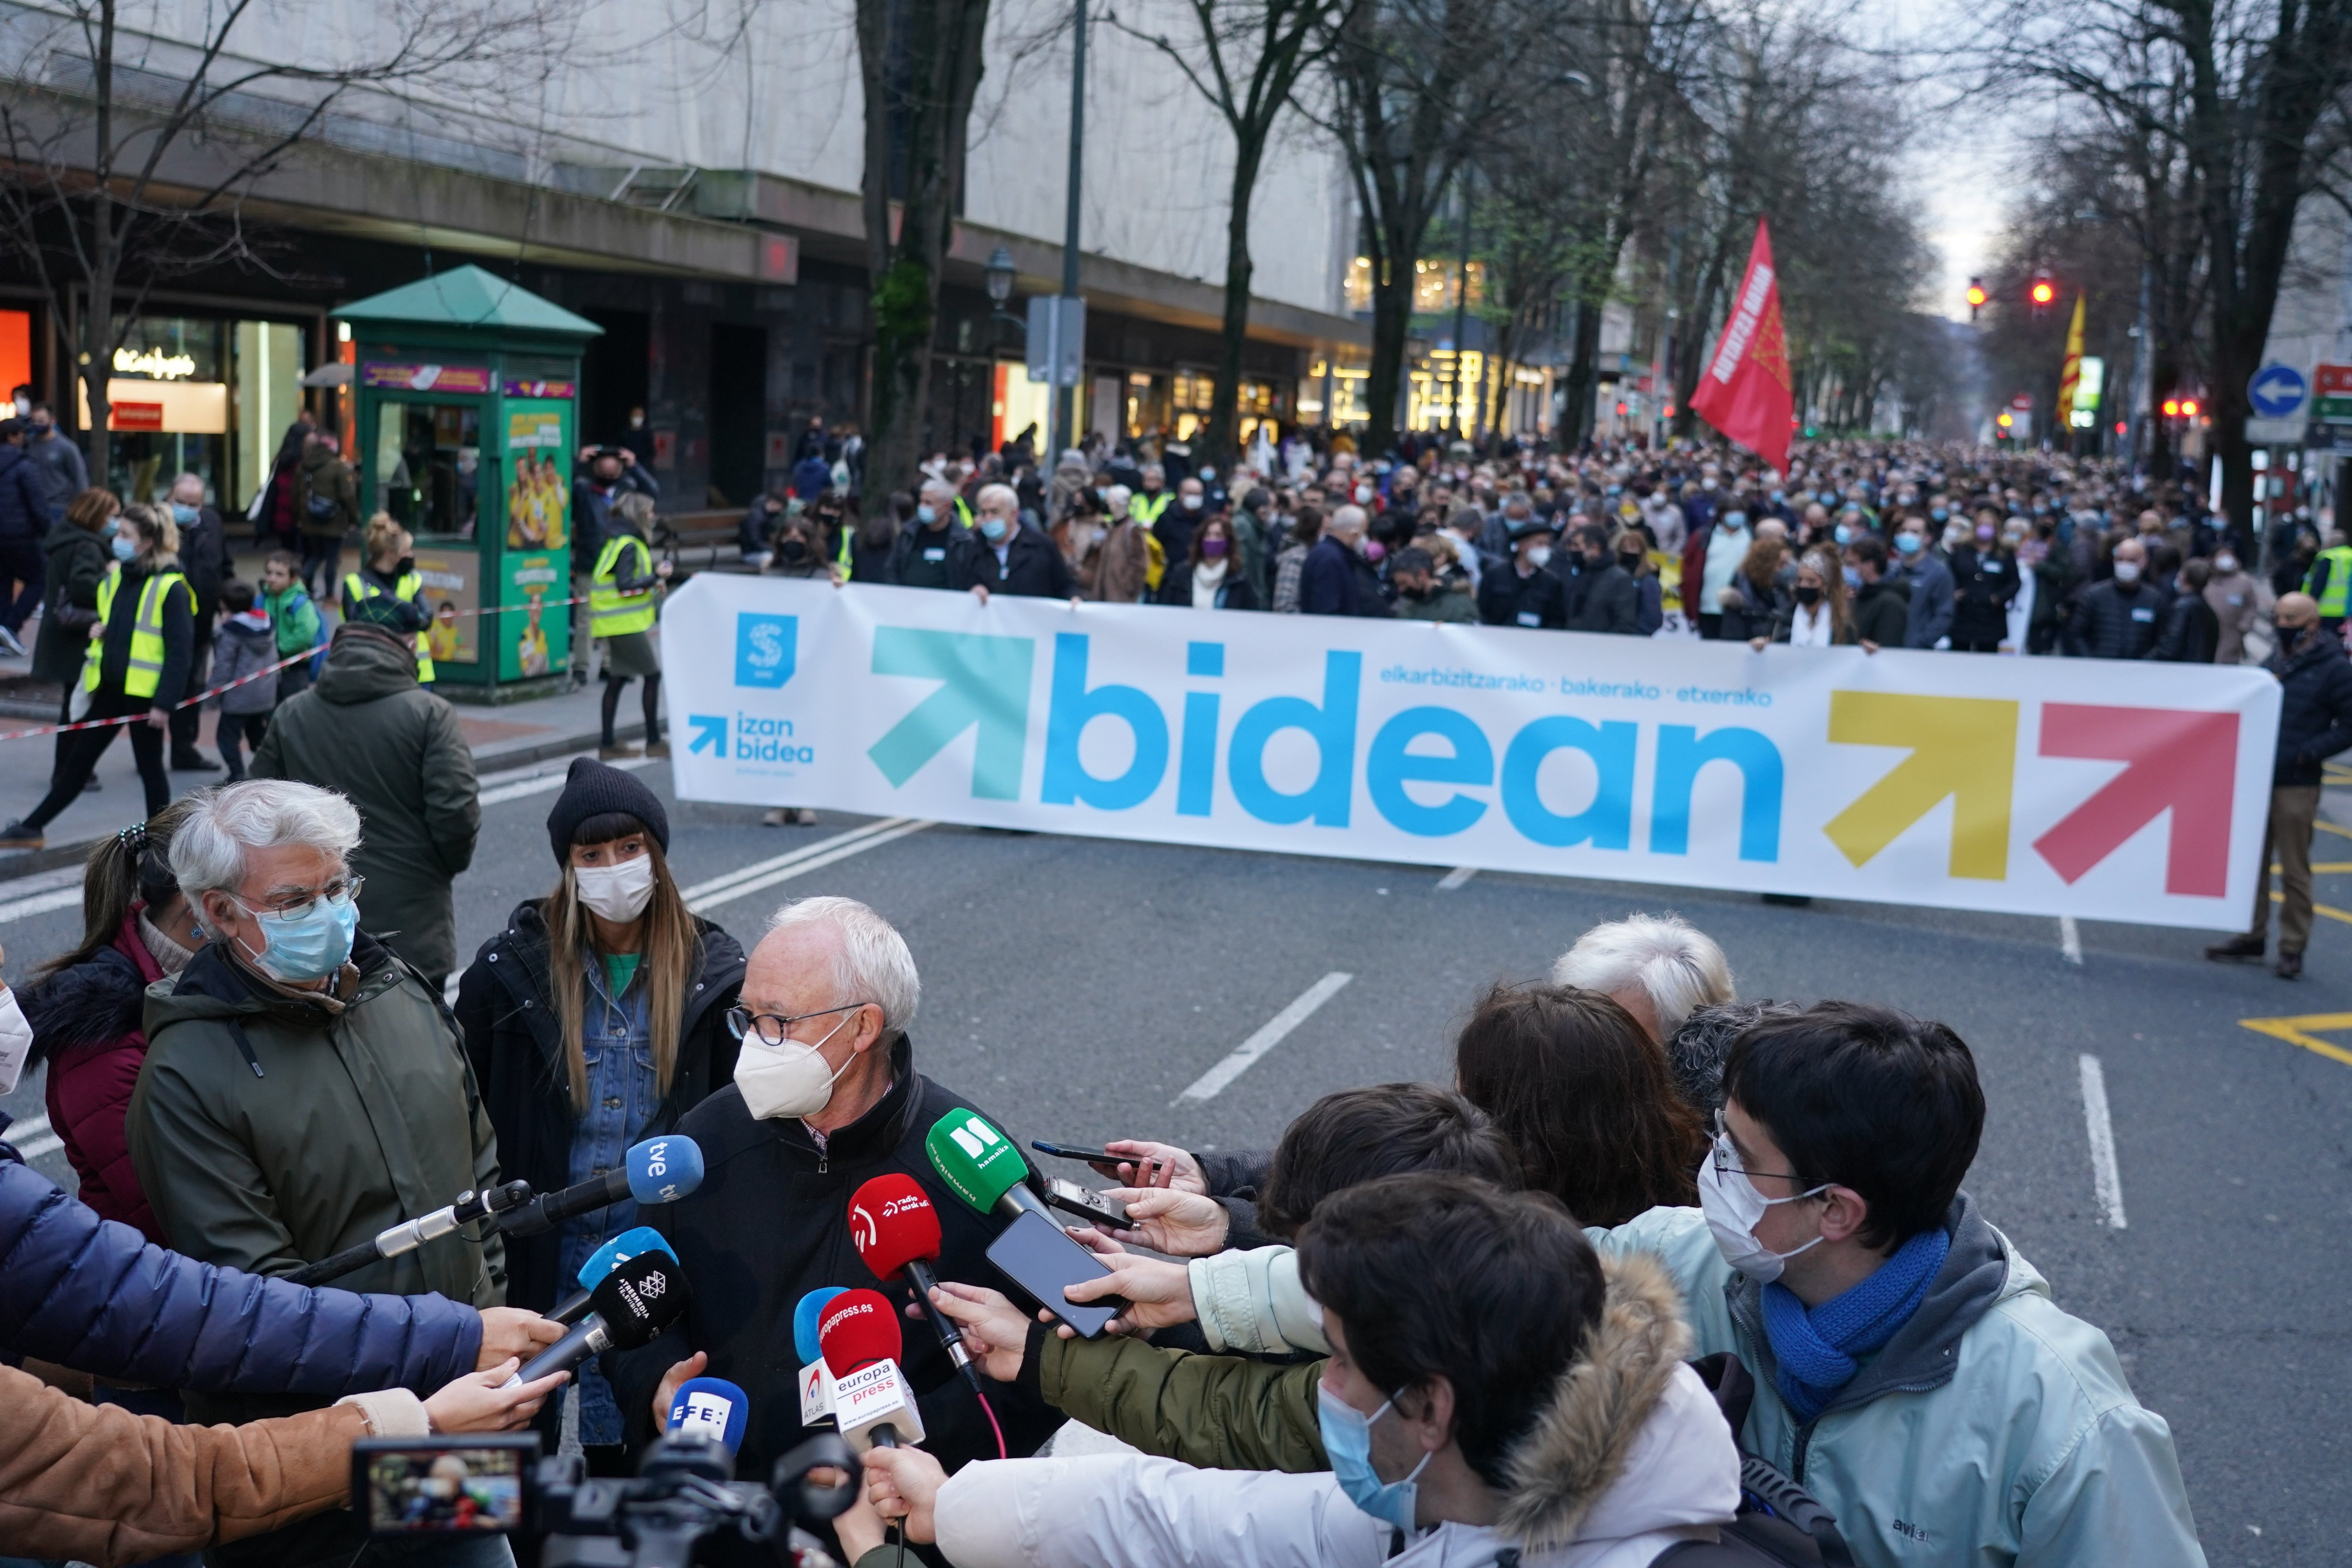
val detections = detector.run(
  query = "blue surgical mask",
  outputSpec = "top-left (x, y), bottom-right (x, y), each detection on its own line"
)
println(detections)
top-left (917, 504), bottom-right (938, 524)
top-left (1930, 507), bottom-right (1949, 522)
top-left (101, 515), bottom-right (120, 537)
top-left (1843, 566), bottom-right (1863, 591)
top-left (111, 534), bottom-right (137, 562)
top-left (1318, 1383), bottom-right (1430, 1534)
top-left (236, 891), bottom-right (359, 983)
top-left (1895, 533), bottom-right (1923, 556)
top-left (171, 502), bottom-right (198, 525)
top-left (1833, 524), bottom-right (1853, 546)
top-left (980, 516), bottom-right (1008, 541)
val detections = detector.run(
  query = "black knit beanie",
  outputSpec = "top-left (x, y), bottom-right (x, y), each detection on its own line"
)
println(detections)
top-left (547, 756), bottom-right (670, 864)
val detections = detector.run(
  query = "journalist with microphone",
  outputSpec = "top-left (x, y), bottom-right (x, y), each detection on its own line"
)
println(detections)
top-left (612, 895), bottom-right (1060, 1528)
top-left (457, 759), bottom-right (746, 1467)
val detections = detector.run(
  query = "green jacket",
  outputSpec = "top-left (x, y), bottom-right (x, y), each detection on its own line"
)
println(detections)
top-left (259, 580), bottom-right (320, 658)
top-left (253, 626), bottom-right (479, 980)
top-left (1395, 580), bottom-right (1480, 623)
top-left (1025, 1323), bottom-right (1327, 1473)
top-left (1591, 1202), bottom-right (2204, 1568)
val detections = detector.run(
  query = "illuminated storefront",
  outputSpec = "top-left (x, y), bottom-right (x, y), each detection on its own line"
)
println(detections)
top-left (75, 315), bottom-right (309, 508)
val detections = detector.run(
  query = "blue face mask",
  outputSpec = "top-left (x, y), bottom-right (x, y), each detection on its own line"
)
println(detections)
top-left (1895, 533), bottom-right (1923, 556)
top-left (111, 534), bottom-right (137, 562)
top-left (171, 502), bottom-right (198, 525)
top-left (235, 891), bottom-right (359, 983)
top-left (917, 504), bottom-right (938, 524)
top-left (1930, 507), bottom-right (1949, 522)
top-left (1318, 1383), bottom-right (1429, 1534)
top-left (1833, 524), bottom-right (1853, 546)
top-left (1843, 566), bottom-right (1863, 591)
top-left (980, 516), bottom-right (1008, 542)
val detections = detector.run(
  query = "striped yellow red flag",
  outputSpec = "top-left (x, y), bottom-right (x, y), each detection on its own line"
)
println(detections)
top-left (2057, 293), bottom-right (2086, 419)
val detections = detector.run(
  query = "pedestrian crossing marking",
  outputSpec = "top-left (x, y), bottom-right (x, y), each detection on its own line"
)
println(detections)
top-left (2269, 890), bottom-right (2352, 925)
top-left (2238, 1013), bottom-right (2352, 1070)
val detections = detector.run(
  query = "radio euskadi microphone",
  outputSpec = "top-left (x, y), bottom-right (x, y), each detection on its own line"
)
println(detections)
top-left (815, 1288), bottom-right (926, 1452)
top-left (500, 1134), bottom-right (704, 1238)
top-left (666, 1374), bottom-right (751, 1455)
top-left (550, 1225), bottom-right (679, 1326)
top-left (511, 1251), bottom-right (690, 1386)
top-left (850, 1173), bottom-right (980, 1389)
top-left (794, 1287), bottom-right (848, 1426)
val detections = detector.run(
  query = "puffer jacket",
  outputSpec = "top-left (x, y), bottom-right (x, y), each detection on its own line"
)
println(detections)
top-left (293, 446), bottom-right (356, 539)
top-left (23, 914), bottom-right (169, 1239)
top-left (894, 1252), bottom-right (1738, 1568)
top-left (0, 1136), bottom-right (479, 1393)
top-left (2268, 628), bottom-right (2352, 786)
top-left (32, 519), bottom-right (108, 686)
top-left (1591, 1200), bottom-right (2204, 1568)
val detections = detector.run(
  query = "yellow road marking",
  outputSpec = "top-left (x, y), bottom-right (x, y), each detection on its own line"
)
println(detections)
top-left (2271, 891), bottom-right (2352, 924)
top-left (2317, 818), bottom-right (2352, 840)
top-left (2239, 1013), bottom-right (2352, 1069)
top-left (2313, 862), bottom-right (2352, 873)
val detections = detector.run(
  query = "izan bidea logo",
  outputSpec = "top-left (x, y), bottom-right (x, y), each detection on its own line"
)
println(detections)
top-left (736, 613), bottom-right (798, 688)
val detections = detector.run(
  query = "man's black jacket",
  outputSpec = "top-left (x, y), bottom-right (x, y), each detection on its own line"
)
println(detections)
top-left (949, 523), bottom-right (1074, 598)
top-left (2271, 630), bottom-right (2352, 786)
top-left (611, 1037), bottom-right (1062, 1485)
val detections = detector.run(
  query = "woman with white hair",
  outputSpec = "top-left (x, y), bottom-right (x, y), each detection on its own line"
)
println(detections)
top-left (1552, 912), bottom-right (1735, 1041)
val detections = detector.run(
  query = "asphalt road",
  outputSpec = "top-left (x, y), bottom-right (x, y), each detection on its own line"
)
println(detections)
top-left (1, 753), bottom-right (2344, 1566)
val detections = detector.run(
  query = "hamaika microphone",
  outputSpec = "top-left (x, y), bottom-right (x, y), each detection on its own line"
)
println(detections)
top-left (815, 1288), bottom-right (926, 1453)
top-left (500, 1135), bottom-right (705, 1238)
top-left (923, 1111), bottom-right (1054, 1223)
top-left (507, 1252), bottom-right (690, 1387)
top-left (550, 1226), bottom-right (679, 1326)
top-left (850, 1173), bottom-right (979, 1390)
top-left (287, 1178), bottom-right (534, 1287)
top-left (665, 1375), bottom-right (750, 1456)
top-left (793, 1287), bottom-right (848, 1426)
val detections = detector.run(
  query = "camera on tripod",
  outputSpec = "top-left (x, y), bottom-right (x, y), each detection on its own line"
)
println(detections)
top-left (353, 1430), bottom-right (861, 1568)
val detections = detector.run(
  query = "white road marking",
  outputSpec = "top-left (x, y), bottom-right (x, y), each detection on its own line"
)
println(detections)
top-left (2079, 1054), bottom-right (2127, 1229)
top-left (2059, 915), bottom-right (2083, 965)
top-left (1176, 972), bottom-right (1354, 1103)
top-left (1436, 865), bottom-right (1478, 891)
top-left (0, 864), bottom-right (105, 925)
top-left (683, 819), bottom-right (933, 914)
top-left (5, 1111), bottom-right (59, 1160)
top-left (478, 753), bottom-right (656, 806)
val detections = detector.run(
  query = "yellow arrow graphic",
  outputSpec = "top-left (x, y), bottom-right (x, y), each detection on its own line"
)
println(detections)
top-left (1823, 692), bottom-right (2017, 880)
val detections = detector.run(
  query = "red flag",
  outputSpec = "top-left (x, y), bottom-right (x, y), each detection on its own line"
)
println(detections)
top-left (1690, 219), bottom-right (1793, 472)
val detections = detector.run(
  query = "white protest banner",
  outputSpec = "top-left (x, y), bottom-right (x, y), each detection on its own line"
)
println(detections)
top-left (662, 578), bottom-right (2281, 930)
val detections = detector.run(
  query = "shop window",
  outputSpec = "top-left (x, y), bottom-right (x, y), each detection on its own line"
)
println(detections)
top-left (0, 312), bottom-right (28, 403)
top-left (374, 399), bottom-right (481, 540)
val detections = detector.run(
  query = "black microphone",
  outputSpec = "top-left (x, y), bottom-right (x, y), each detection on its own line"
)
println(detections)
top-left (500, 1135), bottom-right (705, 1239)
top-left (509, 1252), bottom-right (691, 1387)
top-left (288, 1179), bottom-right (534, 1287)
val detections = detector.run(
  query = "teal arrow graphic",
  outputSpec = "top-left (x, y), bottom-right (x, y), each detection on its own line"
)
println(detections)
top-left (867, 628), bottom-right (1035, 800)
top-left (689, 714), bottom-right (727, 755)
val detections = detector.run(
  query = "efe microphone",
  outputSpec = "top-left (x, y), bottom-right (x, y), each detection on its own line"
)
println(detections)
top-left (500, 1135), bottom-right (705, 1238)
top-left (664, 1375), bottom-right (750, 1456)
top-left (508, 1251), bottom-right (690, 1387)
top-left (850, 1174), bottom-right (979, 1390)
top-left (550, 1226), bottom-right (679, 1326)
top-left (815, 1288), bottom-right (926, 1452)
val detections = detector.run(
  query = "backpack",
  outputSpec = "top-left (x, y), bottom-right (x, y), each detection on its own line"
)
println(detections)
top-left (1647, 1355), bottom-right (1853, 1567)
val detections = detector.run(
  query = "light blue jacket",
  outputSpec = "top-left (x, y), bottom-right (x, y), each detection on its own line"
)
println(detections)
top-left (1589, 1199), bottom-right (2205, 1568)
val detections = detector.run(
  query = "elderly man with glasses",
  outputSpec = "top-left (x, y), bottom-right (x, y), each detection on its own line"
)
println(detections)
top-left (127, 778), bottom-right (520, 1568)
top-left (612, 894), bottom-right (1064, 1502)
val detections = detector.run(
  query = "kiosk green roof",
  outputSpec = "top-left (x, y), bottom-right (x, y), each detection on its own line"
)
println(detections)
top-left (337, 265), bottom-right (602, 339)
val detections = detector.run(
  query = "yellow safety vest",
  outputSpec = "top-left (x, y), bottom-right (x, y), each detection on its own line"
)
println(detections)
top-left (2307, 545), bottom-right (2352, 618)
top-left (84, 568), bottom-right (191, 698)
top-left (343, 570), bottom-right (435, 684)
top-left (1131, 491), bottom-right (1172, 528)
top-left (954, 497), bottom-right (974, 530)
top-left (592, 535), bottom-right (658, 637)
top-left (834, 521), bottom-right (854, 580)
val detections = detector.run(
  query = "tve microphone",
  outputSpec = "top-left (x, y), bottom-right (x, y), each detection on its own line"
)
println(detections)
top-left (923, 1111), bottom-right (1054, 1223)
top-left (793, 1287), bottom-right (848, 1426)
top-left (550, 1226), bottom-right (679, 1326)
top-left (500, 1135), bottom-right (705, 1238)
top-left (665, 1375), bottom-right (750, 1455)
top-left (287, 1178), bottom-right (534, 1286)
top-left (816, 1288), bottom-right (926, 1453)
top-left (850, 1174), bottom-right (978, 1389)
top-left (510, 1252), bottom-right (690, 1387)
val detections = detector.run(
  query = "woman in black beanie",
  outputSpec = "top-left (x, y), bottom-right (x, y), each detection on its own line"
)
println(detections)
top-left (452, 757), bottom-right (744, 1472)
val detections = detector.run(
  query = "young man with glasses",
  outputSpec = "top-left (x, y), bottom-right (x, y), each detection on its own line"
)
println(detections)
top-left (609, 894), bottom-right (1065, 1507)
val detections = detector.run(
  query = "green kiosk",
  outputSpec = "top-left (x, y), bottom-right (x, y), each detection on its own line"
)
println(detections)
top-left (338, 265), bottom-right (602, 702)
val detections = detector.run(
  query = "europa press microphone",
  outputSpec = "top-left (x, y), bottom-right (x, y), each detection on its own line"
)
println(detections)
top-left (666, 1375), bottom-right (751, 1456)
top-left (287, 1178), bottom-right (534, 1287)
top-left (924, 1111), bottom-right (1122, 1338)
top-left (550, 1225), bottom-right (679, 1326)
top-left (500, 1135), bottom-right (705, 1239)
top-left (507, 1251), bottom-right (691, 1388)
top-left (814, 1289), bottom-right (926, 1453)
top-left (849, 1174), bottom-right (981, 1391)
top-left (793, 1288), bottom-right (848, 1427)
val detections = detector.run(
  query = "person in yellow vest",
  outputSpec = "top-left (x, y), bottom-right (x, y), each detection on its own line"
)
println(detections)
top-left (592, 491), bottom-right (671, 762)
top-left (341, 513), bottom-right (434, 686)
top-left (2301, 529), bottom-right (2352, 634)
top-left (0, 503), bottom-right (193, 845)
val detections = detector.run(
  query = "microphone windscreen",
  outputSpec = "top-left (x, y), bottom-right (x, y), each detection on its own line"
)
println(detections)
top-left (817, 1287), bottom-right (902, 1377)
top-left (849, 1174), bottom-right (943, 1281)
top-left (793, 1287), bottom-right (849, 1367)
top-left (627, 1135), bottom-right (705, 1204)
top-left (589, 1251), bottom-right (690, 1350)
top-left (574, 1225), bottom-right (677, 1290)
top-left (923, 1111), bottom-right (1027, 1214)
top-left (666, 1375), bottom-right (750, 1454)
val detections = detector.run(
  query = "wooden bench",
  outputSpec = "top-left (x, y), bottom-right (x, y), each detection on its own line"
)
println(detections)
top-left (650, 507), bottom-right (752, 578)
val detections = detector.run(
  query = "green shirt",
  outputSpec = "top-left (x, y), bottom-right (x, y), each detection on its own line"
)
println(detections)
top-left (602, 952), bottom-right (641, 997)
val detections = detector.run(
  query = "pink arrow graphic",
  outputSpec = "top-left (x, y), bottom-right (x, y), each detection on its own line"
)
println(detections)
top-left (2032, 704), bottom-right (2239, 895)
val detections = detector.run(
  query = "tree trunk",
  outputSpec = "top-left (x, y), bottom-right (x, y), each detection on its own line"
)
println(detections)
top-left (1203, 137), bottom-right (1264, 476)
top-left (1562, 298), bottom-right (1603, 449)
top-left (1366, 253), bottom-right (1411, 455)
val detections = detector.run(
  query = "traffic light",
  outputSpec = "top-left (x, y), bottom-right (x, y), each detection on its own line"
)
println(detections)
top-left (1966, 278), bottom-right (1987, 320)
top-left (2161, 397), bottom-right (2181, 416)
top-left (2030, 272), bottom-right (2056, 316)
top-left (2180, 397), bottom-right (2199, 417)
top-left (1996, 411), bottom-right (2014, 433)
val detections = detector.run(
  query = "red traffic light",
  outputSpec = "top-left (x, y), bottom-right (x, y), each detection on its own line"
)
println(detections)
top-left (2181, 397), bottom-right (2200, 416)
top-left (2161, 397), bottom-right (2181, 416)
top-left (2030, 278), bottom-right (2056, 307)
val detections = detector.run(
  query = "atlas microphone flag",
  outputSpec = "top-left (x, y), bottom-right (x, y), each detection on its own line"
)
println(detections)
top-left (2058, 292), bottom-right (2087, 422)
top-left (1689, 218), bottom-right (1794, 473)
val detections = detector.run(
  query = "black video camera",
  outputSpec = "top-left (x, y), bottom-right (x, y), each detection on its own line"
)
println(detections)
top-left (352, 1432), bottom-right (860, 1568)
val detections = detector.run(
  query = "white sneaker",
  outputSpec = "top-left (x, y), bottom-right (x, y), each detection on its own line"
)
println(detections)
top-left (0, 626), bottom-right (25, 657)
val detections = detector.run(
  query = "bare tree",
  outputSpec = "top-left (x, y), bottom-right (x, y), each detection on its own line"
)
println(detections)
top-left (0, 0), bottom-right (567, 479)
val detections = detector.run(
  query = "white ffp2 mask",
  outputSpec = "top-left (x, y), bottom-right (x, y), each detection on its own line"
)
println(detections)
top-left (734, 1010), bottom-right (859, 1121)
top-left (574, 856), bottom-right (656, 924)
top-left (0, 988), bottom-right (29, 1095)
top-left (1698, 1134), bottom-right (1829, 1283)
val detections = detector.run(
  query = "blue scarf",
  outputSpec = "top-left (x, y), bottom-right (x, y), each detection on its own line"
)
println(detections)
top-left (1760, 1225), bottom-right (1950, 1423)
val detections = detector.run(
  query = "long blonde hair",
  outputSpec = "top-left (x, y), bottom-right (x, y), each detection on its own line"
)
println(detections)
top-left (542, 830), bottom-right (699, 1114)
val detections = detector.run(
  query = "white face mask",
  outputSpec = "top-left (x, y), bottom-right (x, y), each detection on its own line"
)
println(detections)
top-left (1697, 1132), bottom-right (1829, 1283)
top-left (1526, 544), bottom-right (1553, 570)
top-left (734, 1009), bottom-right (860, 1121)
top-left (2112, 559), bottom-right (2143, 585)
top-left (0, 988), bottom-right (29, 1095)
top-left (574, 855), bottom-right (656, 924)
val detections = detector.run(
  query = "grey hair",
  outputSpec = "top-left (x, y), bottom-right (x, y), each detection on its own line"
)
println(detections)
top-left (1552, 913), bottom-right (1734, 1035)
top-left (767, 895), bottom-right (921, 1040)
top-left (976, 482), bottom-right (1018, 511)
top-left (171, 780), bottom-right (362, 900)
top-left (1329, 503), bottom-right (1368, 536)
